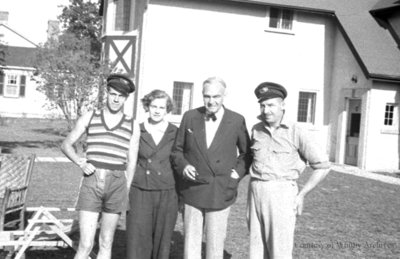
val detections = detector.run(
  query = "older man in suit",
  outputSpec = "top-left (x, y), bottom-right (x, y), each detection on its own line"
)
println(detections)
top-left (171, 77), bottom-right (252, 259)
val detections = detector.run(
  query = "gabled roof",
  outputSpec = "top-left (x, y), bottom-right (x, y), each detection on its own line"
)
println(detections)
top-left (371, 0), bottom-right (400, 13)
top-left (0, 24), bottom-right (38, 48)
top-left (234, 0), bottom-right (400, 81)
top-left (2, 46), bottom-right (36, 68)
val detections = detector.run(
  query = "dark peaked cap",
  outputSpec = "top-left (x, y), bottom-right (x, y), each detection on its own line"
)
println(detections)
top-left (107, 74), bottom-right (135, 95)
top-left (254, 82), bottom-right (287, 102)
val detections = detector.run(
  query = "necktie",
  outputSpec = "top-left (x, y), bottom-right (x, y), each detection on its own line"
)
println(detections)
top-left (205, 113), bottom-right (217, 122)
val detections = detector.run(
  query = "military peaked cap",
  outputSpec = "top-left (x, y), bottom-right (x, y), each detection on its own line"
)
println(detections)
top-left (254, 82), bottom-right (287, 102)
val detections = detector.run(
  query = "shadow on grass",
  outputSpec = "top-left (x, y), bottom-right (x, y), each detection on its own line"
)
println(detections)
top-left (33, 128), bottom-right (69, 137)
top-left (21, 229), bottom-right (232, 258)
top-left (169, 231), bottom-right (232, 259)
top-left (0, 140), bottom-right (63, 154)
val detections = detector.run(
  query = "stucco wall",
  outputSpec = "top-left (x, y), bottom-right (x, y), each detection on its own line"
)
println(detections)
top-left (328, 25), bottom-right (372, 165)
top-left (364, 83), bottom-right (400, 170)
top-left (139, 0), bottom-right (334, 143)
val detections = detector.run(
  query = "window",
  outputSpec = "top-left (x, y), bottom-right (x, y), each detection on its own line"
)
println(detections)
top-left (384, 103), bottom-right (398, 126)
top-left (267, 7), bottom-right (294, 31)
top-left (114, 0), bottom-right (131, 31)
top-left (6, 74), bottom-right (18, 97)
top-left (172, 81), bottom-right (193, 115)
top-left (297, 92), bottom-right (316, 123)
top-left (0, 74), bottom-right (26, 98)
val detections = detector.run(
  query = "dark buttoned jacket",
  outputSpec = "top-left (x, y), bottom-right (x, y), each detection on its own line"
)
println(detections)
top-left (171, 107), bottom-right (252, 209)
top-left (132, 123), bottom-right (178, 190)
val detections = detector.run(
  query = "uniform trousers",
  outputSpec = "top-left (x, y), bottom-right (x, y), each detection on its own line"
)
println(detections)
top-left (126, 186), bottom-right (178, 259)
top-left (248, 179), bottom-right (298, 259)
top-left (183, 203), bottom-right (230, 259)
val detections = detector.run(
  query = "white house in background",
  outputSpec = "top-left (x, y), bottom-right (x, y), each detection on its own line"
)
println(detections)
top-left (0, 21), bottom-right (63, 118)
top-left (0, 0), bottom-right (68, 118)
top-left (99, 0), bottom-right (400, 171)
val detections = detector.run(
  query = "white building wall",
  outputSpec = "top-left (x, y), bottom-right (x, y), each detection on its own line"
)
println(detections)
top-left (364, 83), bottom-right (400, 170)
top-left (138, 0), bottom-right (332, 139)
top-left (328, 26), bottom-right (372, 165)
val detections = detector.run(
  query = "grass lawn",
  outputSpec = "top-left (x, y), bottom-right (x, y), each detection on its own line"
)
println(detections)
top-left (1, 118), bottom-right (400, 258)
top-left (0, 117), bottom-right (68, 157)
top-left (17, 163), bottom-right (400, 259)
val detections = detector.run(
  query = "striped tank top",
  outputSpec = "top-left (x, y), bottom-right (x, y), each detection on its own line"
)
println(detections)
top-left (86, 110), bottom-right (133, 170)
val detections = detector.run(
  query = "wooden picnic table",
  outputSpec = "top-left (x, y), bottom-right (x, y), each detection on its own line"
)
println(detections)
top-left (0, 206), bottom-right (95, 259)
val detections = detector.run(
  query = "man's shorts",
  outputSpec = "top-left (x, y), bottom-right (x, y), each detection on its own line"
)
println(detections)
top-left (76, 169), bottom-right (128, 213)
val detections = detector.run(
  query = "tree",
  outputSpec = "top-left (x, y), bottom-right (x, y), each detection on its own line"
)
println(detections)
top-left (33, 33), bottom-right (111, 130)
top-left (33, 0), bottom-right (110, 130)
top-left (0, 42), bottom-right (6, 75)
top-left (58, 0), bottom-right (102, 59)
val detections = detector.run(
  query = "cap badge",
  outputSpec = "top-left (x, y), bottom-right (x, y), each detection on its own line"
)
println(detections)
top-left (259, 87), bottom-right (269, 94)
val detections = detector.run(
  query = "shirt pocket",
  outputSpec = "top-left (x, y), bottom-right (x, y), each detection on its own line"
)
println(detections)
top-left (272, 147), bottom-right (298, 169)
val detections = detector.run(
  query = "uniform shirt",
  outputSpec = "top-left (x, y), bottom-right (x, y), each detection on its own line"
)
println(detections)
top-left (205, 107), bottom-right (225, 148)
top-left (250, 116), bottom-right (329, 181)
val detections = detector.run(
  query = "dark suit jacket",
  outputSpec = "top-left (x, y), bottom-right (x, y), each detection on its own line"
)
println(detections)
top-left (171, 107), bottom-right (252, 209)
top-left (132, 123), bottom-right (178, 190)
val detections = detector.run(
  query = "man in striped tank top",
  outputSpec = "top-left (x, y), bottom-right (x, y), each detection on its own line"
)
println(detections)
top-left (61, 74), bottom-right (140, 259)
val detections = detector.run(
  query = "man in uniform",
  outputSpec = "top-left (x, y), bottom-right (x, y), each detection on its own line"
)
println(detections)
top-left (248, 82), bottom-right (330, 259)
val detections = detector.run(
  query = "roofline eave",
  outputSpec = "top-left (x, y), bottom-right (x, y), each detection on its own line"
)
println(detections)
top-left (370, 74), bottom-right (400, 83)
top-left (229, 0), bottom-right (336, 15)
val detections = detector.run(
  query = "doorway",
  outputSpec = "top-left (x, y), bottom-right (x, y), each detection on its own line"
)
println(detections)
top-left (345, 99), bottom-right (361, 165)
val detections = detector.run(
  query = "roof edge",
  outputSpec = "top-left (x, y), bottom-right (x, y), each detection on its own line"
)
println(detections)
top-left (0, 65), bottom-right (35, 71)
top-left (229, 0), bottom-right (336, 15)
top-left (370, 73), bottom-right (400, 83)
top-left (0, 24), bottom-right (39, 47)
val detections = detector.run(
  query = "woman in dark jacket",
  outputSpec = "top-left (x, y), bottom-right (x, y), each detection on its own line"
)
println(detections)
top-left (126, 90), bottom-right (178, 259)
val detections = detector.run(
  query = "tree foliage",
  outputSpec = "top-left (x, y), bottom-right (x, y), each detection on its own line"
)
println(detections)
top-left (0, 42), bottom-right (6, 75)
top-left (33, 0), bottom-right (110, 130)
top-left (58, 0), bottom-right (102, 58)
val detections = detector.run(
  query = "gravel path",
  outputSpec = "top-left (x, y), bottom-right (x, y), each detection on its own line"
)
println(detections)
top-left (332, 164), bottom-right (400, 186)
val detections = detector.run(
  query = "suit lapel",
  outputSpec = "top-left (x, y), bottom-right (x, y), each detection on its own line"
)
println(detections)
top-left (208, 109), bottom-right (233, 152)
top-left (191, 108), bottom-right (216, 174)
top-left (192, 110), bottom-right (208, 152)
top-left (140, 123), bottom-right (156, 149)
top-left (156, 123), bottom-right (174, 150)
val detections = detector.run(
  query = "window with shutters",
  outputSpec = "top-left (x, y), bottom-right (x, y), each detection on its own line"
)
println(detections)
top-left (172, 81), bottom-right (193, 115)
top-left (1, 74), bottom-right (26, 98)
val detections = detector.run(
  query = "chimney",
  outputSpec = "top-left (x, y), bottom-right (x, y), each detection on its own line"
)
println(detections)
top-left (0, 11), bottom-right (9, 25)
top-left (47, 20), bottom-right (60, 41)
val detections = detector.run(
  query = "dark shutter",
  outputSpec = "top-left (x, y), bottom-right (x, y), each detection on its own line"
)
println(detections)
top-left (269, 7), bottom-right (279, 28)
top-left (0, 74), bottom-right (4, 95)
top-left (19, 75), bottom-right (26, 97)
